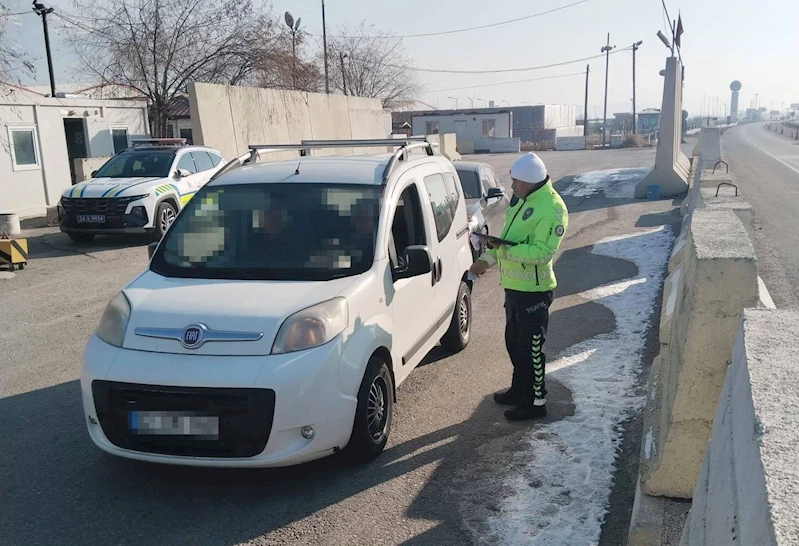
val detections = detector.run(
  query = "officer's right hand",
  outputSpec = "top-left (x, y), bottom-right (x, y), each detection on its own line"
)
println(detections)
top-left (469, 260), bottom-right (488, 276)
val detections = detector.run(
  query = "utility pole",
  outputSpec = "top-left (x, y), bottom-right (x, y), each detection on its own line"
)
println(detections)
top-left (32, 2), bottom-right (56, 97)
top-left (339, 52), bottom-right (348, 95)
top-left (632, 41), bottom-right (642, 134)
top-left (601, 33), bottom-right (616, 147)
top-left (583, 64), bottom-right (590, 143)
top-left (321, 0), bottom-right (329, 94)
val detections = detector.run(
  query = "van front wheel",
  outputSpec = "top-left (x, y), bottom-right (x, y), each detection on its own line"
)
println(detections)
top-left (440, 281), bottom-right (471, 352)
top-left (343, 355), bottom-right (393, 463)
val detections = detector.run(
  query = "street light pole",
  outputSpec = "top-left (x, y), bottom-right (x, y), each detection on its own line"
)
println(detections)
top-left (583, 64), bottom-right (590, 143)
top-left (321, 0), bottom-right (330, 94)
top-left (601, 33), bottom-right (616, 147)
top-left (339, 52), bottom-right (349, 95)
top-left (448, 96), bottom-right (458, 109)
top-left (32, 2), bottom-right (56, 97)
top-left (284, 12), bottom-right (302, 91)
top-left (632, 41), bottom-right (642, 134)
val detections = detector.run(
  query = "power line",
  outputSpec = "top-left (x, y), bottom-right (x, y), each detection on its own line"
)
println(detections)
top-left (0, 11), bottom-right (33, 18)
top-left (397, 47), bottom-right (631, 75)
top-left (428, 72), bottom-right (585, 93)
top-left (309, 0), bottom-right (591, 39)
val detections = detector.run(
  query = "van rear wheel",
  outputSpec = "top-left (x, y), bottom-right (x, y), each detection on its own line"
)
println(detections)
top-left (441, 281), bottom-right (471, 352)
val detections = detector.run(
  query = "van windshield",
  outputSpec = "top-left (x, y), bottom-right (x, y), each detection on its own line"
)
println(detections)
top-left (150, 183), bottom-right (383, 281)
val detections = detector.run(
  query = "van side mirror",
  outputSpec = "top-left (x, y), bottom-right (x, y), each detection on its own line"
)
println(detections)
top-left (147, 242), bottom-right (158, 259)
top-left (393, 245), bottom-right (432, 281)
top-left (486, 187), bottom-right (505, 199)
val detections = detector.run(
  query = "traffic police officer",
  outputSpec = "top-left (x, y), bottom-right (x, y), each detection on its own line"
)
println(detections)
top-left (469, 152), bottom-right (568, 421)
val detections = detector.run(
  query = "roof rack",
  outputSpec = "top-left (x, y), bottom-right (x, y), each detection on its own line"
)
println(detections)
top-left (209, 137), bottom-right (437, 184)
top-left (130, 138), bottom-right (187, 147)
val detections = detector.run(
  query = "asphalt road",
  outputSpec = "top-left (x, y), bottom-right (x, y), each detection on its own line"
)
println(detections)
top-left (0, 147), bottom-right (678, 546)
top-left (722, 122), bottom-right (799, 308)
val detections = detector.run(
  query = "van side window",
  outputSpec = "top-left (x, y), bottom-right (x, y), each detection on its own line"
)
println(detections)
top-left (389, 184), bottom-right (426, 268)
top-left (443, 172), bottom-right (461, 204)
top-left (424, 173), bottom-right (456, 242)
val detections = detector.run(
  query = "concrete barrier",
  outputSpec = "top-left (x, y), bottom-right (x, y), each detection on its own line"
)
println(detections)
top-left (680, 309), bottom-right (799, 546)
top-left (471, 137), bottom-right (521, 154)
top-left (556, 136), bottom-right (587, 151)
top-left (0, 213), bottom-right (21, 235)
top-left (640, 209), bottom-right (759, 498)
top-left (636, 57), bottom-right (691, 198)
top-left (691, 128), bottom-right (721, 171)
top-left (424, 133), bottom-right (461, 161)
top-left (188, 83), bottom-right (387, 161)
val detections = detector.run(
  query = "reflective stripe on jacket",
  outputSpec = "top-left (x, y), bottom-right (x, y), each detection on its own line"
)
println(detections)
top-left (478, 178), bottom-right (568, 292)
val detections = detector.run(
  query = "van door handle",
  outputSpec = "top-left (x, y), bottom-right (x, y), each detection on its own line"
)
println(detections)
top-left (437, 256), bottom-right (443, 281)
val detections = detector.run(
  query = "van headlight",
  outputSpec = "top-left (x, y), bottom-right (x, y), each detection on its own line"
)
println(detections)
top-left (272, 298), bottom-right (348, 354)
top-left (96, 291), bottom-right (131, 347)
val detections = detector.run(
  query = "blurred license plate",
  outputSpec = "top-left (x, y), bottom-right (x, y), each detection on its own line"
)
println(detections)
top-left (129, 411), bottom-right (219, 437)
top-left (77, 214), bottom-right (105, 223)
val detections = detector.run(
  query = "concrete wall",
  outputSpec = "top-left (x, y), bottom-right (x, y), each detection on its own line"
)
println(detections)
top-left (640, 209), bottom-right (759, 498)
top-left (554, 125), bottom-right (585, 138)
top-left (636, 57), bottom-right (690, 198)
top-left (555, 136), bottom-right (587, 151)
top-left (0, 87), bottom-right (149, 217)
top-left (680, 309), bottom-right (799, 546)
top-left (411, 112), bottom-right (512, 145)
top-left (189, 83), bottom-right (387, 162)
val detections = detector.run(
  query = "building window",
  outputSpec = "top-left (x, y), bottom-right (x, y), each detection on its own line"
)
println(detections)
top-left (482, 119), bottom-right (496, 138)
top-left (179, 128), bottom-right (193, 145)
top-left (111, 127), bottom-right (130, 154)
top-left (7, 126), bottom-right (40, 171)
top-left (425, 121), bottom-right (440, 135)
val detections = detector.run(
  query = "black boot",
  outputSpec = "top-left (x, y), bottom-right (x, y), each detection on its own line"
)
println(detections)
top-left (504, 402), bottom-right (547, 421)
top-left (493, 376), bottom-right (523, 406)
top-left (504, 386), bottom-right (547, 421)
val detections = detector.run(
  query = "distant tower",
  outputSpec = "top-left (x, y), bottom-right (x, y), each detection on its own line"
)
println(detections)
top-left (730, 80), bottom-right (742, 123)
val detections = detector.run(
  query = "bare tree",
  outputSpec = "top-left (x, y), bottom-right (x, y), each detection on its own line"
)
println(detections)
top-left (245, 19), bottom-right (322, 92)
top-left (327, 23), bottom-right (421, 108)
top-left (63, 0), bottom-right (276, 136)
top-left (0, 5), bottom-right (34, 82)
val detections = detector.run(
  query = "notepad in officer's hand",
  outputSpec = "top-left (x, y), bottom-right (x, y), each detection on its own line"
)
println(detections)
top-left (472, 232), bottom-right (517, 248)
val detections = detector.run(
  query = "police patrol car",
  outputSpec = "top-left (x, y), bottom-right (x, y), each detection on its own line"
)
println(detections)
top-left (81, 138), bottom-right (475, 467)
top-left (58, 139), bottom-right (225, 242)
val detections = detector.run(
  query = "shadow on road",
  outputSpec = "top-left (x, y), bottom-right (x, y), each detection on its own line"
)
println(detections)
top-left (22, 230), bottom-right (152, 260)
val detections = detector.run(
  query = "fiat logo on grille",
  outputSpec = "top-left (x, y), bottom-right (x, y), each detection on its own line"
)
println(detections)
top-left (181, 325), bottom-right (204, 349)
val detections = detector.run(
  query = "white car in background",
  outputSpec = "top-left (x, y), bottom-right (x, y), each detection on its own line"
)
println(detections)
top-left (81, 138), bottom-right (475, 467)
top-left (58, 139), bottom-right (225, 242)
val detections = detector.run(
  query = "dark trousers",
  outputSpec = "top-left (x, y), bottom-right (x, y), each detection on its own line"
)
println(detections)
top-left (504, 289), bottom-right (554, 400)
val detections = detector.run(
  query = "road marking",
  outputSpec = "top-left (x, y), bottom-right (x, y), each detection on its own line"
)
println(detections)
top-left (741, 126), bottom-right (799, 177)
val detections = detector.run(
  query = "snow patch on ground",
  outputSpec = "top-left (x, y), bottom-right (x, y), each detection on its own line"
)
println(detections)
top-left (560, 168), bottom-right (652, 199)
top-left (486, 226), bottom-right (674, 545)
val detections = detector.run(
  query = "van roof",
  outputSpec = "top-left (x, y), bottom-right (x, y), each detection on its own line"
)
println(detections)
top-left (209, 152), bottom-right (450, 187)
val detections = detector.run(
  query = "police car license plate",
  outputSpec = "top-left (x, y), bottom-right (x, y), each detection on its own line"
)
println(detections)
top-left (77, 214), bottom-right (105, 223)
top-left (128, 411), bottom-right (219, 437)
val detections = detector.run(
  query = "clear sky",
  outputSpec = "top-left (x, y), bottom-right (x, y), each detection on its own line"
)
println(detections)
top-left (6, 0), bottom-right (799, 118)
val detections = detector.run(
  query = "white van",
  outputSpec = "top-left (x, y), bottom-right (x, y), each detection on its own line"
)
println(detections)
top-left (81, 138), bottom-right (475, 467)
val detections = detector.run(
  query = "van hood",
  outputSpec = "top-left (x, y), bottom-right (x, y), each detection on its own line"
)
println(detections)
top-left (122, 271), bottom-right (356, 356)
top-left (62, 177), bottom-right (167, 199)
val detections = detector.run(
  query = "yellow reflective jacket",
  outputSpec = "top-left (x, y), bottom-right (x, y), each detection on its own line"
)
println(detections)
top-left (478, 178), bottom-right (568, 292)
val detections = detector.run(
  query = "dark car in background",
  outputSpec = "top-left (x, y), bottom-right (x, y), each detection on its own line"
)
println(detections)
top-left (454, 161), bottom-right (510, 258)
